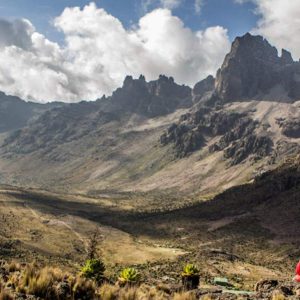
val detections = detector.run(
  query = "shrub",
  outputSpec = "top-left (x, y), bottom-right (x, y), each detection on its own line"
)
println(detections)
top-left (81, 259), bottom-right (105, 282)
top-left (119, 268), bottom-right (140, 284)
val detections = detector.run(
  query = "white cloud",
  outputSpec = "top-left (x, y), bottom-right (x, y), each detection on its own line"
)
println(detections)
top-left (160, 0), bottom-right (182, 9)
top-left (142, 0), bottom-right (182, 12)
top-left (195, 0), bottom-right (203, 14)
top-left (0, 3), bottom-right (230, 102)
top-left (251, 0), bottom-right (300, 60)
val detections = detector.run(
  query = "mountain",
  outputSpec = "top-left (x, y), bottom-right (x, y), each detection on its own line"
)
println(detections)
top-left (1, 33), bottom-right (300, 292)
top-left (107, 75), bottom-right (192, 117)
top-left (0, 91), bottom-right (64, 133)
top-left (160, 33), bottom-right (300, 162)
top-left (215, 33), bottom-right (300, 102)
top-left (0, 33), bottom-right (299, 198)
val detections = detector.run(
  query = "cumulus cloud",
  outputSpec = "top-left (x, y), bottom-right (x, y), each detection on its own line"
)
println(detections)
top-left (0, 2), bottom-right (230, 102)
top-left (235, 0), bottom-right (300, 60)
top-left (251, 0), bottom-right (300, 60)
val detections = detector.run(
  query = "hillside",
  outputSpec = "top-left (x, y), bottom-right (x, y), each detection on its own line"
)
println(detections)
top-left (0, 34), bottom-right (299, 198)
top-left (0, 92), bottom-right (64, 133)
top-left (0, 158), bottom-right (299, 296)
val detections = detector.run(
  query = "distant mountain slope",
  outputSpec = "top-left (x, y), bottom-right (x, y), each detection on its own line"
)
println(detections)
top-left (0, 91), bottom-right (64, 133)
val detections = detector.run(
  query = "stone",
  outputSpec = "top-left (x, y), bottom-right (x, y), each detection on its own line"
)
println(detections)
top-left (214, 33), bottom-right (300, 102)
top-left (254, 279), bottom-right (278, 292)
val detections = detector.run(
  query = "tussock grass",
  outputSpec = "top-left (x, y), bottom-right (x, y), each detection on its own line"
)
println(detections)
top-left (173, 291), bottom-right (197, 300)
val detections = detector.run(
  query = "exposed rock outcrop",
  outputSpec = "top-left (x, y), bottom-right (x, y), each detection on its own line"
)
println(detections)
top-left (193, 75), bottom-right (215, 101)
top-left (110, 75), bottom-right (192, 117)
top-left (276, 118), bottom-right (300, 138)
top-left (215, 33), bottom-right (300, 102)
top-left (161, 107), bottom-right (273, 164)
top-left (2, 75), bottom-right (193, 155)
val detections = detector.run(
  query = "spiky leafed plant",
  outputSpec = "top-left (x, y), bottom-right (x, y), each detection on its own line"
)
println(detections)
top-left (81, 259), bottom-right (105, 282)
top-left (181, 264), bottom-right (200, 290)
top-left (118, 268), bottom-right (140, 284)
top-left (182, 264), bottom-right (199, 276)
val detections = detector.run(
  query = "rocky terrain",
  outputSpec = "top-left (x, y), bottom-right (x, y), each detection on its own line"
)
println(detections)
top-left (215, 33), bottom-right (300, 102)
top-left (0, 32), bottom-right (299, 299)
top-left (0, 33), bottom-right (299, 197)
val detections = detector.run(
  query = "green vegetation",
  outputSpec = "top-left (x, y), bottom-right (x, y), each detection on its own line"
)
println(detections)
top-left (118, 268), bottom-right (140, 284)
top-left (182, 264), bottom-right (199, 276)
top-left (81, 259), bottom-right (105, 282)
top-left (181, 264), bottom-right (200, 290)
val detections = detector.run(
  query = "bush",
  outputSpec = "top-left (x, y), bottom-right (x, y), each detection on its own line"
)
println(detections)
top-left (81, 259), bottom-right (105, 282)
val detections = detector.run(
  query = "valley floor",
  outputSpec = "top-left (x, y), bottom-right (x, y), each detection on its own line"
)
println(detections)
top-left (0, 184), bottom-right (298, 292)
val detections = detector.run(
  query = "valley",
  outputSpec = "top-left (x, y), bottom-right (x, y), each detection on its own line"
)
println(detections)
top-left (1, 152), bottom-right (300, 290)
top-left (0, 32), bottom-right (300, 298)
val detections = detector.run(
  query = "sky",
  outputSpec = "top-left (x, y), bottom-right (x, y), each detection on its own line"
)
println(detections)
top-left (0, 0), bottom-right (258, 42)
top-left (0, 0), bottom-right (299, 102)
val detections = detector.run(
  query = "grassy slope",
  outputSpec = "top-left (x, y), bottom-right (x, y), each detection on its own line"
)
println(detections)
top-left (1, 154), bottom-right (300, 289)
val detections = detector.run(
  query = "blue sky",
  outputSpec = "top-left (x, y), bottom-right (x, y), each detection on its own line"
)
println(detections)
top-left (0, 0), bottom-right (258, 43)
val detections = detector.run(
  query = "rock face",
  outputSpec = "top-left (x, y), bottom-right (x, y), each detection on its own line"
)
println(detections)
top-left (277, 118), bottom-right (300, 138)
top-left (215, 33), bottom-right (300, 102)
top-left (109, 75), bottom-right (192, 117)
top-left (161, 107), bottom-right (272, 164)
top-left (193, 75), bottom-right (215, 102)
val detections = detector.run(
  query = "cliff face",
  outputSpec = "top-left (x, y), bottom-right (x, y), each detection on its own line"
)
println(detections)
top-left (215, 33), bottom-right (300, 102)
top-left (109, 75), bottom-right (192, 117)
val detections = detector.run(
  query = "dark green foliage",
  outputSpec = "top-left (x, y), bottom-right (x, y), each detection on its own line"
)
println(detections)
top-left (81, 259), bottom-right (105, 282)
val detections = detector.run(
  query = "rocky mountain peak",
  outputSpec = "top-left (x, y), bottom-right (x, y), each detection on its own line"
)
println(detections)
top-left (109, 75), bottom-right (192, 117)
top-left (215, 33), bottom-right (300, 102)
top-left (230, 33), bottom-right (279, 63)
top-left (281, 48), bottom-right (294, 65)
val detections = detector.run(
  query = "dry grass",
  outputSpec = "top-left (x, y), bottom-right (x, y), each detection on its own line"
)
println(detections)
top-left (173, 291), bottom-right (197, 300)
top-left (7, 261), bottom-right (21, 273)
top-left (2, 262), bottom-right (210, 300)
top-left (0, 291), bottom-right (13, 300)
top-left (272, 292), bottom-right (287, 300)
